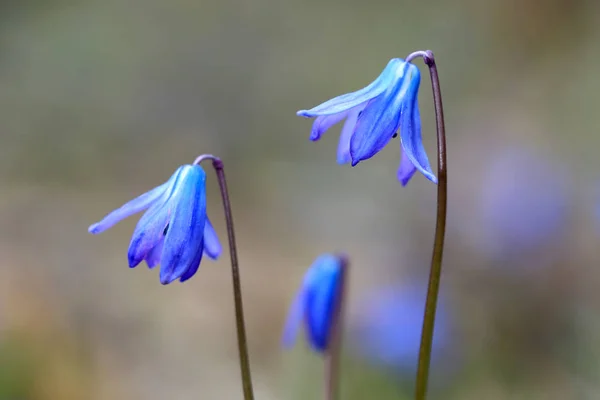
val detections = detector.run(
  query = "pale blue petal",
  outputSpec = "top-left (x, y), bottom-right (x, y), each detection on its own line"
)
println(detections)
top-left (203, 217), bottom-right (222, 260)
top-left (349, 63), bottom-right (411, 165)
top-left (159, 165), bottom-right (207, 285)
top-left (310, 111), bottom-right (349, 141)
top-left (281, 289), bottom-right (305, 348)
top-left (145, 238), bottom-right (164, 269)
top-left (399, 66), bottom-right (437, 184)
top-left (337, 105), bottom-right (364, 164)
top-left (127, 201), bottom-right (171, 268)
top-left (88, 182), bottom-right (169, 235)
top-left (297, 59), bottom-right (404, 117)
top-left (127, 167), bottom-right (187, 268)
top-left (397, 145), bottom-right (417, 186)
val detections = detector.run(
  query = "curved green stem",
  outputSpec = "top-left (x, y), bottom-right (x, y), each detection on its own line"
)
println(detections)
top-left (406, 50), bottom-right (448, 400)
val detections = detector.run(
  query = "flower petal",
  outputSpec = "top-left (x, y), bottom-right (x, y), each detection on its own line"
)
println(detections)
top-left (145, 238), bottom-right (164, 269)
top-left (159, 165), bottom-right (207, 285)
top-left (397, 144), bottom-right (417, 186)
top-left (310, 111), bottom-right (349, 141)
top-left (203, 217), bottom-right (222, 260)
top-left (127, 201), bottom-right (171, 268)
top-left (127, 167), bottom-right (187, 268)
top-left (399, 65), bottom-right (437, 184)
top-left (349, 63), bottom-right (411, 165)
top-left (88, 181), bottom-right (170, 235)
top-left (297, 58), bottom-right (404, 117)
top-left (179, 243), bottom-right (205, 282)
top-left (281, 288), bottom-right (305, 349)
top-left (304, 255), bottom-right (342, 352)
top-left (336, 106), bottom-right (364, 164)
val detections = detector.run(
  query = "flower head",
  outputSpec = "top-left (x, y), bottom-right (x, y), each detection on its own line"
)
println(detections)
top-left (88, 164), bottom-right (221, 284)
top-left (349, 284), bottom-right (451, 372)
top-left (297, 58), bottom-right (436, 186)
top-left (282, 254), bottom-right (343, 353)
top-left (475, 147), bottom-right (571, 260)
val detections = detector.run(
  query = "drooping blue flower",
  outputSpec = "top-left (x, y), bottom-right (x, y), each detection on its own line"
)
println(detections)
top-left (297, 58), bottom-right (436, 186)
top-left (282, 254), bottom-right (343, 353)
top-left (88, 164), bottom-right (222, 284)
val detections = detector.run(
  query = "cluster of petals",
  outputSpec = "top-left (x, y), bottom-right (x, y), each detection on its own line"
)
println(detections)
top-left (88, 164), bottom-right (221, 284)
top-left (297, 58), bottom-right (436, 186)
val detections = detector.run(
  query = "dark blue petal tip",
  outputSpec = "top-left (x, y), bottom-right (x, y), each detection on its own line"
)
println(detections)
top-left (88, 223), bottom-right (101, 234)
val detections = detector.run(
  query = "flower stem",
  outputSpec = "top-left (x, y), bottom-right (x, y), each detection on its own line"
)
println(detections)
top-left (405, 50), bottom-right (448, 400)
top-left (194, 154), bottom-right (255, 400)
top-left (324, 254), bottom-right (349, 400)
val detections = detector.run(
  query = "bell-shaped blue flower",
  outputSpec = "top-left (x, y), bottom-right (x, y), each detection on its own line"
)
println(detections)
top-left (282, 254), bottom-right (343, 353)
top-left (88, 165), bottom-right (222, 285)
top-left (297, 58), bottom-right (436, 186)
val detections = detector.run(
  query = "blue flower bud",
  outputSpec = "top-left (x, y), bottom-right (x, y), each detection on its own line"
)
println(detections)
top-left (282, 254), bottom-right (343, 353)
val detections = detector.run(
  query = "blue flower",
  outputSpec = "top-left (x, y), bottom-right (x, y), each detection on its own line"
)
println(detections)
top-left (349, 284), bottom-right (451, 372)
top-left (88, 165), bottom-right (222, 285)
top-left (475, 147), bottom-right (571, 260)
top-left (282, 254), bottom-right (343, 353)
top-left (297, 58), bottom-right (436, 186)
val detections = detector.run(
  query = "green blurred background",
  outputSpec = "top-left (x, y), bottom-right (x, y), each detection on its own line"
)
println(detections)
top-left (1, 0), bottom-right (600, 399)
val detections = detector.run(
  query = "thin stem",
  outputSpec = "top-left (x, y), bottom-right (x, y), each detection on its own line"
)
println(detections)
top-left (324, 254), bottom-right (349, 400)
top-left (194, 154), bottom-right (255, 400)
top-left (407, 50), bottom-right (448, 400)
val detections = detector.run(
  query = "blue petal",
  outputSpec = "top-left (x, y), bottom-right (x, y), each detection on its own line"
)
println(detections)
top-left (397, 144), bottom-right (417, 186)
top-left (127, 167), bottom-right (187, 268)
top-left (127, 203), bottom-right (170, 268)
top-left (304, 255), bottom-right (342, 353)
top-left (310, 111), bottom-right (350, 141)
top-left (159, 165), bottom-right (207, 285)
top-left (203, 217), bottom-right (222, 260)
top-left (399, 65), bottom-right (437, 184)
top-left (88, 181), bottom-right (170, 234)
top-left (281, 288), bottom-right (305, 349)
top-left (145, 238), bottom-right (164, 269)
top-left (349, 62), bottom-right (411, 165)
top-left (336, 105), bottom-right (363, 164)
top-left (179, 242), bottom-right (205, 282)
top-left (297, 59), bottom-right (404, 117)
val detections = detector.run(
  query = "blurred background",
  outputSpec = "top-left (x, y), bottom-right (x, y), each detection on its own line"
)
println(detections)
top-left (1, 0), bottom-right (599, 399)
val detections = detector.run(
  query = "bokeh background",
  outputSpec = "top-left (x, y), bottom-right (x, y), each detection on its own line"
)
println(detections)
top-left (1, 0), bottom-right (599, 399)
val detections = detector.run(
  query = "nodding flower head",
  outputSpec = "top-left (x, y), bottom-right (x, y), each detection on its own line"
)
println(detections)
top-left (282, 254), bottom-right (344, 353)
top-left (297, 58), bottom-right (436, 186)
top-left (88, 164), bottom-right (222, 284)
